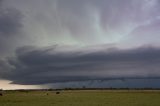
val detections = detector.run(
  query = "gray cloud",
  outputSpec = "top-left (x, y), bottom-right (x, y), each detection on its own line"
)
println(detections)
top-left (0, 0), bottom-right (24, 56)
top-left (0, 0), bottom-right (23, 37)
top-left (4, 0), bottom-right (160, 46)
top-left (0, 8), bottom-right (23, 37)
top-left (0, 45), bottom-right (160, 85)
top-left (55, 0), bottom-right (160, 43)
top-left (0, 0), bottom-right (159, 55)
top-left (0, 0), bottom-right (160, 88)
top-left (127, 18), bottom-right (160, 46)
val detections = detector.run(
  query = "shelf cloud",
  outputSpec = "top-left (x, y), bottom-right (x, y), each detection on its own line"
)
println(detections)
top-left (0, 45), bottom-right (160, 85)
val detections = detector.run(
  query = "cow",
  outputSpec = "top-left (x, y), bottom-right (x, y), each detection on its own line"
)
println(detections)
top-left (56, 91), bottom-right (60, 94)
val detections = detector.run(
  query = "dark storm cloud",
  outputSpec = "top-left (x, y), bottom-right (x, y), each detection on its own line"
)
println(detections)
top-left (0, 46), bottom-right (160, 85)
top-left (0, 2), bottom-right (23, 37)
top-left (0, 8), bottom-right (23, 37)
top-left (0, 0), bottom-right (24, 56)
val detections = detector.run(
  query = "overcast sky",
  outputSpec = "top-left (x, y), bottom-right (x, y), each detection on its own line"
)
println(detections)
top-left (1, 0), bottom-right (160, 89)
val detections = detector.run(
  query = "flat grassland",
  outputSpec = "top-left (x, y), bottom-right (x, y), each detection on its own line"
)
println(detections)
top-left (0, 90), bottom-right (160, 106)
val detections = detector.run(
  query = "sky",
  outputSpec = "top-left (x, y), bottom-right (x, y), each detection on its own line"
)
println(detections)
top-left (1, 0), bottom-right (160, 89)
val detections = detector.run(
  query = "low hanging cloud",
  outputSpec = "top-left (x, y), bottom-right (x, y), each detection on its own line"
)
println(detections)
top-left (0, 45), bottom-right (160, 85)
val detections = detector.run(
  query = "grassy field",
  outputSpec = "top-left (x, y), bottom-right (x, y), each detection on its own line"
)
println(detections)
top-left (0, 90), bottom-right (160, 106)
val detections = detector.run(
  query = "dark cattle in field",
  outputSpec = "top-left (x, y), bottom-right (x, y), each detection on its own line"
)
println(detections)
top-left (56, 91), bottom-right (60, 94)
top-left (0, 93), bottom-right (3, 96)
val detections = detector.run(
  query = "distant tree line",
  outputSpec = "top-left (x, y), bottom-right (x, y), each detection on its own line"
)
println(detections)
top-left (3, 87), bottom-right (160, 92)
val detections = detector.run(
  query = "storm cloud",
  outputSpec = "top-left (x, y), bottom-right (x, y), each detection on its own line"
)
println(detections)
top-left (1, 0), bottom-right (160, 88)
top-left (0, 0), bottom-right (24, 56)
top-left (3, 0), bottom-right (160, 47)
top-left (0, 45), bottom-right (159, 85)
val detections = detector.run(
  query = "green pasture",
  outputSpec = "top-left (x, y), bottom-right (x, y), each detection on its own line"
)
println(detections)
top-left (0, 90), bottom-right (160, 106)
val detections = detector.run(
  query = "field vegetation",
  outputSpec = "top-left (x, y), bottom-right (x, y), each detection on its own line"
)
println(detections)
top-left (0, 90), bottom-right (160, 106)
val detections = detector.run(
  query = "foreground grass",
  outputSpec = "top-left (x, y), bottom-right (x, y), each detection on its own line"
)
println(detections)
top-left (0, 90), bottom-right (160, 106)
